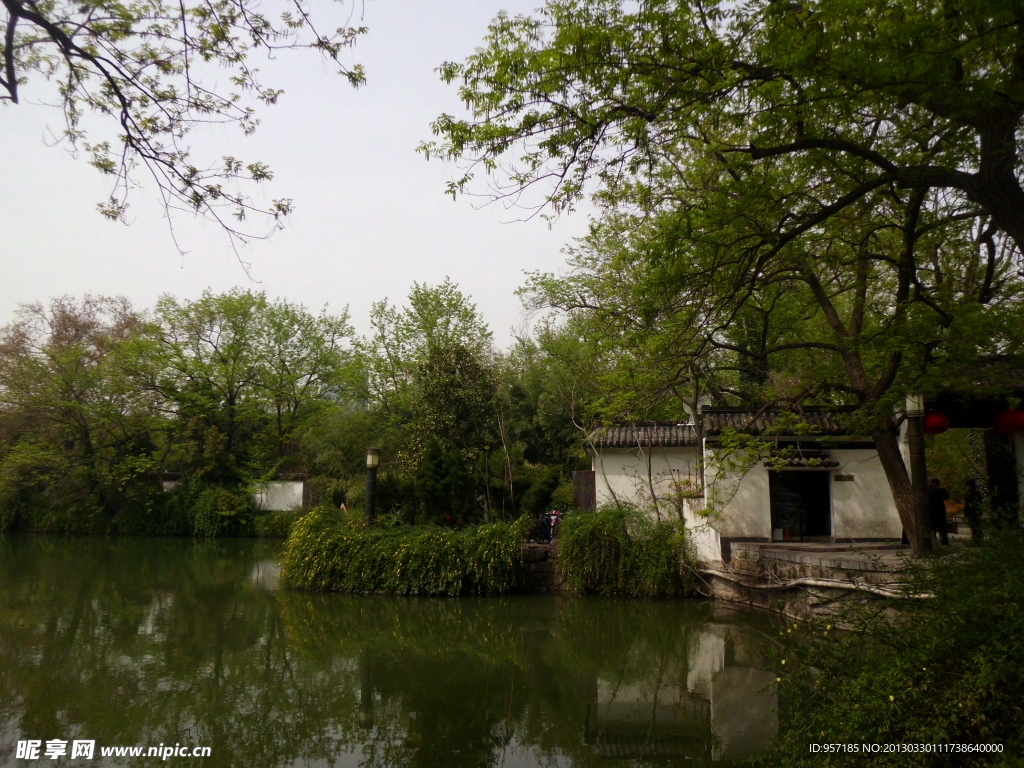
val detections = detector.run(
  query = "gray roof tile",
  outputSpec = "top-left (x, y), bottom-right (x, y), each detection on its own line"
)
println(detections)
top-left (588, 422), bottom-right (698, 448)
top-left (703, 409), bottom-right (851, 436)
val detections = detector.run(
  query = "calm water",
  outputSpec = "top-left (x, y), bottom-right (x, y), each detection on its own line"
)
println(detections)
top-left (0, 537), bottom-right (782, 767)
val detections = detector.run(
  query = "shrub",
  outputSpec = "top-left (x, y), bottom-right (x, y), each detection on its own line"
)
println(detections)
top-left (252, 509), bottom-right (306, 538)
top-left (280, 507), bottom-right (530, 596)
top-left (164, 480), bottom-right (256, 538)
top-left (557, 504), bottom-right (699, 597)
top-left (766, 535), bottom-right (1024, 767)
top-left (0, 443), bottom-right (107, 533)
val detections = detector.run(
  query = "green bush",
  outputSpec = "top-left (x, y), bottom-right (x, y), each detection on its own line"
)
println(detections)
top-left (252, 509), bottom-right (306, 538)
top-left (163, 480), bottom-right (256, 538)
top-left (766, 536), bottom-right (1024, 767)
top-left (280, 507), bottom-right (530, 596)
top-left (557, 505), bottom-right (699, 597)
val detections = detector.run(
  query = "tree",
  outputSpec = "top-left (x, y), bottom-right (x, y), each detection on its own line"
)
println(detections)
top-left (360, 278), bottom-right (493, 419)
top-left (429, 0), bottom-right (1024, 552)
top-left (257, 299), bottom-right (353, 464)
top-left (126, 289), bottom-right (352, 483)
top-left (1, 0), bottom-right (366, 242)
top-left (0, 296), bottom-right (156, 527)
top-left (525, 178), bottom-right (1024, 551)
top-left (424, 0), bottom-right (1024, 250)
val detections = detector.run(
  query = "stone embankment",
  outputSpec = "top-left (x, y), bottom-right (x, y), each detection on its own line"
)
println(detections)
top-left (520, 542), bottom-right (565, 592)
top-left (698, 542), bottom-right (927, 622)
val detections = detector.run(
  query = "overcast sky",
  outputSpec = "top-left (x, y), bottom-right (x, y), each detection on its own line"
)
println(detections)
top-left (2, 1), bottom-right (589, 346)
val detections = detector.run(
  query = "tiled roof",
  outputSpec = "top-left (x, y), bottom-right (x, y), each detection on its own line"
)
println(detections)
top-left (588, 422), bottom-right (698, 448)
top-left (763, 457), bottom-right (841, 468)
top-left (703, 409), bottom-right (852, 436)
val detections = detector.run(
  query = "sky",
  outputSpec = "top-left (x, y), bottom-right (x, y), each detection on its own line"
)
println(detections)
top-left (1, 1), bottom-right (591, 347)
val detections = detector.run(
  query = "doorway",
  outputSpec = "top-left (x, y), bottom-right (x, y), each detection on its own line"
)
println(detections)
top-left (768, 471), bottom-right (832, 542)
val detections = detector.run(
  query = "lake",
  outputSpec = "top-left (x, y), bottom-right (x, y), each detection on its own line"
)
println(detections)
top-left (0, 536), bottom-right (782, 767)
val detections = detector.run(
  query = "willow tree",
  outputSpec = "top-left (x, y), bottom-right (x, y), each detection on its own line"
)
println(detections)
top-left (425, 0), bottom-right (1024, 552)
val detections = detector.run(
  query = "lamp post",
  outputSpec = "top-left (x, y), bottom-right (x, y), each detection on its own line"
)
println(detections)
top-left (365, 447), bottom-right (380, 528)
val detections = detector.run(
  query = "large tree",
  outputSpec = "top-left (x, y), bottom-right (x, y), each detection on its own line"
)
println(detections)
top-left (424, 0), bottom-right (1024, 248)
top-left (427, 0), bottom-right (1024, 552)
top-left (0, 296), bottom-right (155, 525)
top-left (1, 0), bottom-right (365, 242)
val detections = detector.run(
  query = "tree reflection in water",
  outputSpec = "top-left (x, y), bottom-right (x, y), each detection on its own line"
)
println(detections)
top-left (0, 537), bottom-right (781, 767)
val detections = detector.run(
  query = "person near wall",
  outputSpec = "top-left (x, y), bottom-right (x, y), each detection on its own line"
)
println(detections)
top-left (548, 510), bottom-right (561, 541)
top-left (928, 477), bottom-right (951, 546)
top-left (963, 479), bottom-right (984, 543)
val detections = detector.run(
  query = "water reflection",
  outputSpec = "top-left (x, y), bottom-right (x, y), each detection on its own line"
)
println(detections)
top-left (586, 618), bottom-right (778, 763)
top-left (0, 536), bottom-right (781, 767)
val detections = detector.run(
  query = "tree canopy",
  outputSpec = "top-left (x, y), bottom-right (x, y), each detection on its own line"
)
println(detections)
top-left (424, 0), bottom-right (1024, 249)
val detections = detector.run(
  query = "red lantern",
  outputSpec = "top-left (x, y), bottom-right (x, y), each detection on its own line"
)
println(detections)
top-left (994, 409), bottom-right (1024, 434)
top-left (923, 411), bottom-right (951, 435)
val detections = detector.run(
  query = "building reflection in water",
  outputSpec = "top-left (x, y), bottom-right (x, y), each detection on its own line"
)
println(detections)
top-left (586, 612), bottom-right (777, 763)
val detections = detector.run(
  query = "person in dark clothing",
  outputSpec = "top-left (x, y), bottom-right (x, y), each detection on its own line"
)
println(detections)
top-left (928, 477), bottom-right (950, 546)
top-left (963, 479), bottom-right (984, 543)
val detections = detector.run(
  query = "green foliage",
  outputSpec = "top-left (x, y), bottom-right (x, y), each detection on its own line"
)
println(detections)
top-left (767, 537), bottom-right (1024, 767)
top-left (415, 437), bottom-right (476, 524)
top-left (280, 507), bottom-right (530, 596)
top-left (549, 480), bottom-right (574, 512)
top-left (0, 285), bottom-right (591, 539)
top-left (252, 510), bottom-right (304, 538)
top-left (428, 0), bottom-right (1024, 553)
top-left (136, 289), bottom-right (353, 484)
top-left (516, 463), bottom-right (563, 518)
top-left (557, 505), bottom-right (699, 597)
top-left (0, 443), bottom-right (105, 533)
top-left (413, 343), bottom-right (496, 458)
top-left (164, 480), bottom-right (255, 538)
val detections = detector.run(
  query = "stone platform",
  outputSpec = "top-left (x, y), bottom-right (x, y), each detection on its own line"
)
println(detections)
top-left (727, 541), bottom-right (909, 582)
top-left (520, 542), bottom-right (565, 592)
top-left (699, 541), bottom-right (922, 623)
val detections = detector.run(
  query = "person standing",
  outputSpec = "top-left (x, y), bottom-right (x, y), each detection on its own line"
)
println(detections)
top-left (928, 477), bottom-right (951, 546)
top-left (547, 510), bottom-right (561, 541)
top-left (963, 479), bottom-right (984, 543)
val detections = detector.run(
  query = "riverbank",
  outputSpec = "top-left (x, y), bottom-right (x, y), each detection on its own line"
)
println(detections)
top-left (699, 541), bottom-right (917, 624)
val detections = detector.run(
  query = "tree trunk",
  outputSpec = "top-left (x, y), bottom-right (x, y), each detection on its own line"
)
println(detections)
top-left (871, 426), bottom-right (931, 555)
top-left (973, 112), bottom-right (1024, 255)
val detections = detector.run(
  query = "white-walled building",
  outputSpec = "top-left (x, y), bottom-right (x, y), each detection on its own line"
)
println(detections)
top-left (587, 410), bottom-right (904, 562)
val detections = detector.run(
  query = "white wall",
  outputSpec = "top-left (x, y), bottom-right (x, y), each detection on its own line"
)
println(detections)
top-left (595, 442), bottom-right (902, 556)
top-left (253, 481), bottom-right (306, 512)
top-left (703, 448), bottom-right (772, 540)
top-left (592, 446), bottom-right (722, 562)
top-left (592, 446), bottom-right (702, 521)
top-left (830, 449), bottom-right (902, 539)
